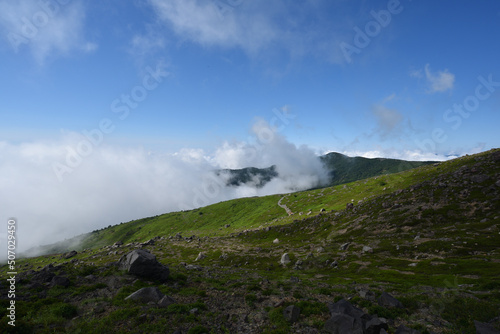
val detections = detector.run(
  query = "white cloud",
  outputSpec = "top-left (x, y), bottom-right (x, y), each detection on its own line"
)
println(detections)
top-left (424, 63), bottom-right (455, 93)
top-left (0, 122), bottom-right (327, 259)
top-left (147, 0), bottom-right (351, 64)
top-left (148, 0), bottom-right (277, 54)
top-left (0, 0), bottom-right (95, 64)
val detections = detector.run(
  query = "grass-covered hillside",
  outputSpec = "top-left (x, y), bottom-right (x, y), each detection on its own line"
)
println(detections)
top-left (1, 149), bottom-right (499, 333)
top-left (320, 152), bottom-right (436, 186)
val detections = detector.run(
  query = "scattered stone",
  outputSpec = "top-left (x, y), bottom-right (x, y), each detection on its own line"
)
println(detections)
top-left (273, 238), bottom-right (280, 244)
top-left (185, 264), bottom-right (202, 271)
top-left (224, 224), bottom-right (231, 228)
top-left (340, 243), bottom-right (350, 251)
top-left (61, 250), bottom-right (77, 259)
top-left (316, 247), bottom-right (325, 253)
top-left (377, 292), bottom-right (403, 309)
top-left (325, 299), bottom-right (388, 334)
top-left (118, 249), bottom-right (169, 282)
top-left (359, 289), bottom-right (376, 302)
top-left (346, 203), bottom-right (354, 210)
top-left (51, 276), bottom-right (70, 288)
top-left (125, 287), bottom-right (164, 303)
top-left (395, 324), bottom-right (421, 334)
top-left (471, 174), bottom-right (490, 183)
top-left (158, 296), bottom-right (176, 308)
top-left (283, 305), bottom-right (301, 323)
top-left (293, 260), bottom-right (303, 270)
top-left (474, 320), bottom-right (500, 334)
top-left (280, 253), bottom-right (291, 266)
top-left (362, 246), bottom-right (373, 253)
top-left (195, 252), bottom-right (206, 261)
top-left (190, 308), bottom-right (199, 315)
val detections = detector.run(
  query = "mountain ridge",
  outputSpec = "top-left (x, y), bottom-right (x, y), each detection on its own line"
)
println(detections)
top-left (1, 148), bottom-right (499, 333)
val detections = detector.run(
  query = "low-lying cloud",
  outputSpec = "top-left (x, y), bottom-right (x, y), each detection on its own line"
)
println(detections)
top-left (0, 121), bottom-right (328, 259)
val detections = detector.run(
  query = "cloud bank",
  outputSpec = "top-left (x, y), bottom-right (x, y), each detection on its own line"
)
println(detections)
top-left (0, 121), bottom-right (327, 259)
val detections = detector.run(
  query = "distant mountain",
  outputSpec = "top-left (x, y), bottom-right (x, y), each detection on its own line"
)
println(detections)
top-left (217, 165), bottom-right (278, 188)
top-left (320, 152), bottom-right (437, 186)
top-left (219, 153), bottom-right (437, 189)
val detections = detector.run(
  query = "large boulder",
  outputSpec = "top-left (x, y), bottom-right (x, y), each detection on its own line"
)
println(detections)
top-left (283, 305), bottom-right (301, 323)
top-left (118, 249), bottom-right (169, 282)
top-left (377, 292), bottom-right (404, 309)
top-left (325, 299), bottom-right (388, 334)
top-left (51, 276), bottom-right (70, 288)
top-left (125, 287), bottom-right (164, 303)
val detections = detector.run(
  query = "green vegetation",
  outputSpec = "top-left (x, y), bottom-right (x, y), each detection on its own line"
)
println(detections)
top-left (1, 148), bottom-right (499, 333)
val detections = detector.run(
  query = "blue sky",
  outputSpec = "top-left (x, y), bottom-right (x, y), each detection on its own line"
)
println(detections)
top-left (1, 0), bottom-right (499, 156)
top-left (1, 0), bottom-right (500, 252)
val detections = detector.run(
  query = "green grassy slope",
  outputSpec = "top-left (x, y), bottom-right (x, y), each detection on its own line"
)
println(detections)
top-left (320, 152), bottom-right (436, 186)
top-left (74, 155), bottom-right (441, 251)
top-left (1, 148), bottom-right (499, 333)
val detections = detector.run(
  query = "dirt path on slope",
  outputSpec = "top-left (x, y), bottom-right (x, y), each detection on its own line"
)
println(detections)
top-left (278, 195), bottom-right (293, 216)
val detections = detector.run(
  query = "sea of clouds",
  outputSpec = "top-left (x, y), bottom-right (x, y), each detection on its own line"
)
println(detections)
top-left (0, 121), bottom-right (328, 258)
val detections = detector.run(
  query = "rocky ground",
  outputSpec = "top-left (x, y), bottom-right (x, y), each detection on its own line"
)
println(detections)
top-left (1, 149), bottom-right (500, 333)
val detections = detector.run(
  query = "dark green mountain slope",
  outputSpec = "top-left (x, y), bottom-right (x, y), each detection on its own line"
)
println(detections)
top-left (218, 165), bottom-right (278, 187)
top-left (320, 152), bottom-right (436, 186)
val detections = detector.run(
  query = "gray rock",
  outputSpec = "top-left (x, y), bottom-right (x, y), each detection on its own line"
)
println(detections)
top-left (125, 287), bottom-right (164, 303)
top-left (273, 238), bottom-right (280, 244)
top-left (328, 299), bottom-right (364, 319)
top-left (61, 250), bottom-right (77, 259)
top-left (324, 313), bottom-right (363, 334)
top-left (280, 253), bottom-right (291, 266)
top-left (283, 305), bottom-right (301, 323)
top-left (118, 249), bottom-right (169, 282)
top-left (474, 321), bottom-right (500, 334)
top-left (158, 295), bottom-right (176, 308)
top-left (471, 174), bottom-right (490, 183)
top-left (395, 325), bottom-right (421, 334)
top-left (51, 276), bottom-right (70, 287)
top-left (340, 243), bottom-right (350, 251)
top-left (362, 246), bottom-right (373, 253)
top-left (359, 289), bottom-right (376, 302)
top-left (377, 291), bottom-right (404, 309)
top-left (365, 316), bottom-right (388, 334)
top-left (185, 264), bottom-right (202, 270)
top-left (195, 252), bottom-right (206, 261)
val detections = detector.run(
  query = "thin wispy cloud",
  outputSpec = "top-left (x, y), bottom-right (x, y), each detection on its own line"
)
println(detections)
top-left (146, 0), bottom-right (351, 64)
top-left (0, 0), bottom-right (96, 64)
